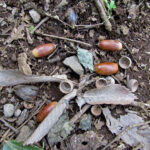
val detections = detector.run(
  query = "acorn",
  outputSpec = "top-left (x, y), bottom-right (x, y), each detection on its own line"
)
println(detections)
top-left (36, 101), bottom-right (57, 122)
top-left (94, 62), bottom-right (118, 75)
top-left (99, 40), bottom-right (122, 51)
top-left (32, 43), bottom-right (56, 58)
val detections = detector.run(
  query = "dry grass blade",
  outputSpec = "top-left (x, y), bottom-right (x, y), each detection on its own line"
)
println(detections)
top-left (24, 89), bottom-right (77, 145)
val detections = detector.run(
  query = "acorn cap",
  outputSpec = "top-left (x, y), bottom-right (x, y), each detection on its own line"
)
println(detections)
top-left (91, 105), bottom-right (102, 116)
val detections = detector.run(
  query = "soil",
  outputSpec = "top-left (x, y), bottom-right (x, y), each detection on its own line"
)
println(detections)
top-left (0, 0), bottom-right (149, 150)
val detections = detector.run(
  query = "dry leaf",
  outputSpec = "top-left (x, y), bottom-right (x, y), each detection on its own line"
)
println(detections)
top-left (4, 23), bottom-right (25, 44)
top-left (24, 89), bottom-right (77, 145)
top-left (0, 70), bottom-right (72, 86)
top-left (102, 107), bottom-right (150, 149)
top-left (76, 84), bottom-right (137, 107)
top-left (18, 53), bottom-right (32, 75)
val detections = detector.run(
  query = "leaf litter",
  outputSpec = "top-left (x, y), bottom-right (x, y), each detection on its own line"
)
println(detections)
top-left (102, 107), bottom-right (150, 150)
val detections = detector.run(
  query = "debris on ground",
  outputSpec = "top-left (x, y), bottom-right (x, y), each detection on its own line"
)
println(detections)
top-left (16, 126), bottom-right (33, 142)
top-left (102, 107), bottom-right (150, 149)
top-left (68, 131), bottom-right (106, 150)
top-left (18, 53), bottom-right (32, 75)
top-left (0, 0), bottom-right (149, 149)
top-left (78, 114), bottom-right (92, 131)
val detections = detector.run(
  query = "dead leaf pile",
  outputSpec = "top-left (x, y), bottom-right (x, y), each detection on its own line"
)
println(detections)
top-left (102, 107), bottom-right (150, 150)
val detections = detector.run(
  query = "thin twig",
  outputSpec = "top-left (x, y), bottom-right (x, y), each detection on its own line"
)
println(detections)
top-left (45, 13), bottom-right (73, 29)
top-left (102, 120), bottom-right (150, 150)
top-left (35, 32), bottom-right (92, 47)
top-left (0, 129), bottom-right (10, 142)
top-left (31, 17), bottom-right (49, 34)
top-left (0, 118), bottom-right (18, 133)
top-left (75, 21), bottom-right (107, 29)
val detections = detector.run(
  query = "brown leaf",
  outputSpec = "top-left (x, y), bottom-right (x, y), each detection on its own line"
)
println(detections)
top-left (102, 107), bottom-right (150, 149)
top-left (24, 89), bottom-right (77, 145)
top-left (18, 53), bottom-right (32, 75)
top-left (77, 84), bottom-right (137, 107)
top-left (4, 23), bottom-right (25, 44)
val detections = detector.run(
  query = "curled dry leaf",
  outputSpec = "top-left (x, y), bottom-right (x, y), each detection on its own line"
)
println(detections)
top-left (4, 23), bottom-right (25, 44)
top-left (76, 84), bottom-right (137, 107)
top-left (18, 53), bottom-right (32, 75)
top-left (0, 70), bottom-right (72, 86)
top-left (24, 89), bottom-right (77, 145)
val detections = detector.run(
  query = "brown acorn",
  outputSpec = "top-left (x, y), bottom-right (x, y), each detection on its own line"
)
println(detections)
top-left (36, 101), bottom-right (57, 122)
top-left (32, 43), bottom-right (56, 58)
top-left (94, 62), bottom-right (118, 75)
top-left (99, 40), bottom-right (122, 51)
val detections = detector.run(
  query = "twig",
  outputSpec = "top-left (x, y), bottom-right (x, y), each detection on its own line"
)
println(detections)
top-left (0, 118), bottom-right (18, 133)
top-left (0, 129), bottom-right (10, 142)
top-left (102, 120), bottom-right (150, 150)
top-left (31, 17), bottom-right (49, 34)
top-left (94, 0), bottom-right (112, 31)
top-left (75, 21), bottom-right (107, 29)
top-left (70, 104), bottom-right (91, 124)
top-left (35, 32), bottom-right (92, 47)
top-left (45, 13), bottom-right (73, 29)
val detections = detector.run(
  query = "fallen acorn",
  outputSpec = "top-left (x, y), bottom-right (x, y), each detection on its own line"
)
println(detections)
top-left (32, 43), bottom-right (56, 58)
top-left (99, 40), bottom-right (122, 51)
top-left (94, 62), bottom-right (118, 75)
top-left (36, 101), bottom-right (57, 122)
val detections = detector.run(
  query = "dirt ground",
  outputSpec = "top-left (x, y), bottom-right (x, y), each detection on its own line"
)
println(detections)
top-left (0, 0), bottom-right (150, 150)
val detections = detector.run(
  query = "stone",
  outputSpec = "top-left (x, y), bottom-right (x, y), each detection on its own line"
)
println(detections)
top-left (14, 85), bottom-right (39, 101)
top-left (14, 109), bottom-right (21, 117)
top-left (3, 104), bottom-right (15, 117)
top-left (29, 9), bottom-right (41, 23)
top-left (63, 56), bottom-right (84, 75)
top-left (16, 126), bottom-right (33, 142)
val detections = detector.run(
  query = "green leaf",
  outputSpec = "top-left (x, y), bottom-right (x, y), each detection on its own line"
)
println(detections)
top-left (3, 140), bottom-right (43, 150)
top-left (110, 0), bottom-right (116, 10)
top-left (77, 47), bottom-right (94, 72)
top-left (28, 26), bottom-right (34, 32)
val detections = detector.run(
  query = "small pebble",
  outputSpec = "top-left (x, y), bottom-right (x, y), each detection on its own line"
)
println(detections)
top-left (3, 104), bottom-right (15, 117)
top-left (29, 9), bottom-right (41, 23)
top-left (14, 85), bottom-right (39, 101)
top-left (14, 109), bottom-right (21, 117)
